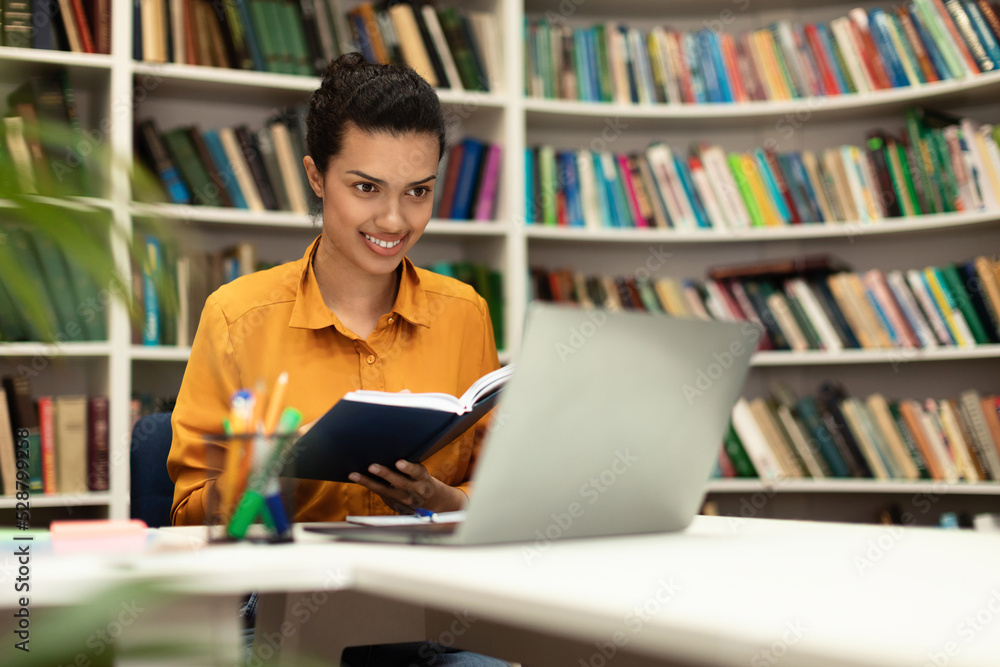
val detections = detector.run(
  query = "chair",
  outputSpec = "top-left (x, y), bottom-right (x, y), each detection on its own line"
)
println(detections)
top-left (129, 412), bottom-right (175, 528)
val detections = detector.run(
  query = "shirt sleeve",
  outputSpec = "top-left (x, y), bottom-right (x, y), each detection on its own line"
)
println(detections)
top-left (454, 294), bottom-right (501, 499)
top-left (167, 295), bottom-right (242, 526)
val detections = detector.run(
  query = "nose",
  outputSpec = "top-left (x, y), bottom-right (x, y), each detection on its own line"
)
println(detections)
top-left (376, 198), bottom-right (404, 233)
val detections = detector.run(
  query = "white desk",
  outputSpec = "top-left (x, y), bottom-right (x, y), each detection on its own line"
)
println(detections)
top-left (5, 517), bottom-right (1000, 666)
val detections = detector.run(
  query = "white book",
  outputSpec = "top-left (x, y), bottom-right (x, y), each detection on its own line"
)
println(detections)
top-left (977, 125), bottom-right (1000, 210)
top-left (702, 146), bottom-right (751, 229)
top-left (866, 394), bottom-right (920, 480)
top-left (270, 122), bottom-right (309, 214)
top-left (646, 143), bottom-right (697, 229)
top-left (175, 255), bottom-right (190, 348)
top-left (388, 3), bottom-right (438, 87)
top-left (170, 0), bottom-right (186, 64)
top-left (574, 150), bottom-right (602, 230)
top-left (767, 292), bottom-right (810, 351)
top-left (885, 270), bottom-right (937, 349)
top-left (661, 29), bottom-right (687, 104)
top-left (839, 146), bottom-right (873, 222)
top-left (775, 404), bottom-right (827, 479)
top-left (704, 280), bottom-right (740, 321)
top-left (421, 5), bottom-right (464, 91)
top-left (855, 146), bottom-right (885, 220)
top-left (938, 399), bottom-right (981, 482)
top-left (787, 278), bottom-right (843, 352)
top-left (830, 17), bottom-right (871, 93)
top-left (905, 269), bottom-right (955, 346)
top-left (961, 119), bottom-right (999, 210)
top-left (731, 398), bottom-right (785, 481)
top-left (219, 128), bottom-right (266, 212)
top-left (921, 400), bottom-right (960, 483)
top-left (3, 117), bottom-right (36, 193)
top-left (944, 126), bottom-right (983, 211)
top-left (606, 24), bottom-right (630, 104)
top-left (469, 11), bottom-right (503, 91)
top-left (750, 399), bottom-right (805, 478)
top-left (688, 157), bottom-right (728, 229)
top-left (312, 0), bottom-right (339, 64)
top-left (775, 21), bottom-right (810, 97)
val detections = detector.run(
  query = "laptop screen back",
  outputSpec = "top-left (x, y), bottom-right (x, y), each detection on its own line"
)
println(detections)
top-left (456, 303), bottom-right (755, 546)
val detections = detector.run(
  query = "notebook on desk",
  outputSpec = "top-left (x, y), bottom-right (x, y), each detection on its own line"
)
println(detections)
top-left (305, 302), bottom-right (756, 546)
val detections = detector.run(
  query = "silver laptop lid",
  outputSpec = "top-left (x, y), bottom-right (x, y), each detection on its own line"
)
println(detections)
top-left (456, 303), bottom-right (755, 546)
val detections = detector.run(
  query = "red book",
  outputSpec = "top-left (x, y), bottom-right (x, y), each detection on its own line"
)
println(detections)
top-left (436, 143), bottom-right (465, 219)
top-left (69, 0), bottom-right (96, 53)
top-left (803, 24), bottom-right (840, 95)
top-left (848, 18), bottom-right (892, 90)
top-left (736, 33), bottom-right (767, 101)
top-left (87, 396), bottom-right (109, 491)
top-left (556, 190), bottom-right (569, 226)
top-left (670, 31), bottom-right (695, 104)
top-left (720, 33), bottom-right (748, 103)
top-left (37, 396), bottom-right (57, 494)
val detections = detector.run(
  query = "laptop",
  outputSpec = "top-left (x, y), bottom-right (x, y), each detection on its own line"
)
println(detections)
top-left (305, 302), bottom-right (755, 545)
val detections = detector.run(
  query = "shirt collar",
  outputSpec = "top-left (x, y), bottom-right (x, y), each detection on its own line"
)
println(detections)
top-left (288, 236), bottom-right (432, 330)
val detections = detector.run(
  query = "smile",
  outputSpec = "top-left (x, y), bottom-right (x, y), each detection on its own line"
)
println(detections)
top-left (362, 233), bottom-right (402, 249)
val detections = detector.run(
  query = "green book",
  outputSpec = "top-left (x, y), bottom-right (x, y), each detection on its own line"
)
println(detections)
top-left (248, 0), bottom-right (281, 74)
top-left (927, 127), bottom-right (959, 213)
top-left (723, 422), bottom-right (758, 478)
top-left (278, 0), bottom-right (312, 76)
top-left (767, 26), bottom-right (801, 99)
top-left (161, 127), bottom-right (225, 207)
top-left (594, 25), bottom-right (613, 102)
top-left (826, 29), bottom-right (857, 94)
top-left (940, 263), bottom-right (990, 345)
top-left (727, 153), bottom-right (765, 228)
top-left (438, 8), bottom-right (486, 92)
top-left (783, 286), bottom-right (824, 349)
top-left (23, 227), bottom-right (85, 341)
top-left (912, 0), bottom-right (966, 79)
top-left (893, 141), bottom-right (922, 216)
top-left (902, 108), bottom-right (940, 214)
top-left (428, 261), bottom-right (456, 278)
top-left (538, 145), bottom-right (557, 226)
top-left (488, 269), bottom-right (504, 350)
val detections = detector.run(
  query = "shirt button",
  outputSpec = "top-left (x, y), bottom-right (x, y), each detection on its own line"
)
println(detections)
top-left (366, 354), bottom-right (376, 364)
top-left (388, 316), bottom-right (394, 323)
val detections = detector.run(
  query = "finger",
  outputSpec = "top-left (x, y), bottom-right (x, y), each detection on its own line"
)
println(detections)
top-left (348, 472), bottom-right (418, 507)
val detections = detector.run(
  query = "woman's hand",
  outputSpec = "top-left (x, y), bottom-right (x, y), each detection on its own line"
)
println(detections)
top-left (348, 460), bottom-right (467, 514)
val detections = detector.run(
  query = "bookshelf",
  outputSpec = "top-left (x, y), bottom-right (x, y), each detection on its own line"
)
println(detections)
top-left (1, 0), bottom-right (999, 525)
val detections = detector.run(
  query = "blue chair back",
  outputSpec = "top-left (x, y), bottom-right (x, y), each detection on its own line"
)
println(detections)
top-left (129, 412), bottom-right (175, 528)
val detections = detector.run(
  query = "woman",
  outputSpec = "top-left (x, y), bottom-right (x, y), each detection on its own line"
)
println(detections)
top-left (166, 54), bottom-right (506, 666)
top-left (168, 52), bottom-right (499, 525)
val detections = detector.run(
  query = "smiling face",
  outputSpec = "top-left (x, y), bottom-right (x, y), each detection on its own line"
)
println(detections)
top-left (304, 124), bottom-right (440, 279)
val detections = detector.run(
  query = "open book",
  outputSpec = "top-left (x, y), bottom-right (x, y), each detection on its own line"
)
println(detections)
top-left (286, 365), bottom-right (514, 483)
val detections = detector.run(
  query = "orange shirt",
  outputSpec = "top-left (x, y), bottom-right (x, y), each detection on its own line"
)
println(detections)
top-left (168, 236), bottom-right (499, 525)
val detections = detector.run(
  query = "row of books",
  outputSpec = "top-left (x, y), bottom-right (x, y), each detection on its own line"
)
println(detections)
top-left (135, 108), bottom-right (319, 213)
top-left (525, 0), bottom-right (1000, 104)
top-left (2, 71), bottom-right (94, 197)
top-left (1, 0), bottom-right (110, 53)
top-left (720, 382), bottom-right (1000, 483)
top-left (435, 138), bottom-right (503, 221)
top-left (132, 237), bottom-right (279, 347)
top-left (426, 260), bottom-right (504, 351)
top-left (524, 107), bottom-right (1000, 230)
top-left (0, 219), bottom-right (109, 343)
top-left (530, 254), bottom-right (1000, 351)
top-left (132, 238), bottom-right (507, 350)
top-left (135, 1), bottom-right (501, 92)
top-left (0, 376), bottom-right (109, 496)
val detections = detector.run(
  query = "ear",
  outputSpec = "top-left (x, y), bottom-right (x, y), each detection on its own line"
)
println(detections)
top-left (303, 156), bottom-right (324, 198)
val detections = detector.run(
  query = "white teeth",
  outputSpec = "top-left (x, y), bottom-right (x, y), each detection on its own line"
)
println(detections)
top-left (363, 233), bottom-right (401, 249)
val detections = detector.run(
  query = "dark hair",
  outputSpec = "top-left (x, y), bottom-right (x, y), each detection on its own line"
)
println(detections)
top-left (306, 53), bottom-right (446, 173)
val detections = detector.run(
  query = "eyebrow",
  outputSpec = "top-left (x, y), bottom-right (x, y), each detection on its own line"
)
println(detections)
top-left (346, 170), bottom-right (437, 187)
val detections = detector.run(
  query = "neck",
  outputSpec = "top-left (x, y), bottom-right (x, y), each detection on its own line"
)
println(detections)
top-left (312, 240), bottom-right (401, 333)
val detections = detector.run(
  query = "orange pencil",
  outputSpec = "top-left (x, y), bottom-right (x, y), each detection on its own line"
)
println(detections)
top-left (263, 371), bottom-right (289, 434)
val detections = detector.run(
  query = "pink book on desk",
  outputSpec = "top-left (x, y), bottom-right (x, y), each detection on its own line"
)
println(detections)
top-left (473, 144), bottom-right (503, 220)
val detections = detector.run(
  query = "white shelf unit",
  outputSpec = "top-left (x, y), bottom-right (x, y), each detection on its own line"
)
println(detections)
top-left (2, 0), bottom-right (999, 524)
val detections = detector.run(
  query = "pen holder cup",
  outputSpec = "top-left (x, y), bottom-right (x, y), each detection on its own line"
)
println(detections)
top-left (202, 432), bottom-right (297, 544)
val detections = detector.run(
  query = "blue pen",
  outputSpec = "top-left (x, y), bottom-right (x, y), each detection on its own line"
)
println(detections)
top-left (412, 508), bottom-right (435, 519)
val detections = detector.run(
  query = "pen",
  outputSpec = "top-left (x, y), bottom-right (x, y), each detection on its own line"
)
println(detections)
top-left (227, 407), bottom-right (303, 540)
top-left (262, 371), bottom-right (289, 435)
top-left (412, 508), bottom-right (436, 520)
